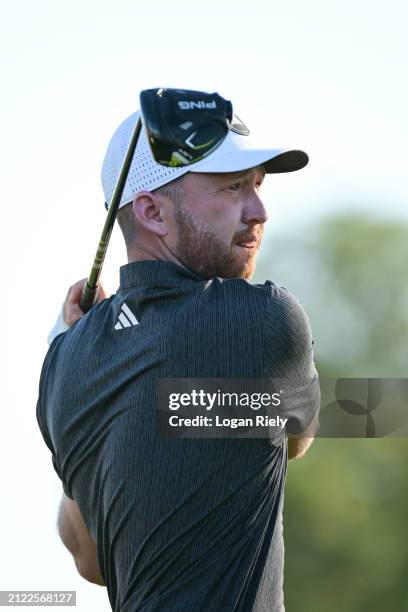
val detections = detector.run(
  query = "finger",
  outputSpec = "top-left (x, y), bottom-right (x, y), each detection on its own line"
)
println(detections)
top-left (63, 279), bottom-right (109, 326)
top-left (66, 279), bottom-right (88, 305)
top-left (64, 303), bottom-right (85, 326)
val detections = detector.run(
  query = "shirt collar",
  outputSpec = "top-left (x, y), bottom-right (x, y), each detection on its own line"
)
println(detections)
top-left (119, 259), bottom-right (205, 290)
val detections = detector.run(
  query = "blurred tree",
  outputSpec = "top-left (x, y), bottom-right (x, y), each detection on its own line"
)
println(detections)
top-left (255, 214), bottom-right (408, 376)
top-left (253, 213), bottom-right (408, 611)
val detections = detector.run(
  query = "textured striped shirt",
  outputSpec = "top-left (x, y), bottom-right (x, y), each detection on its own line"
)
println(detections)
top-left (37, 260), bottom-right (319, 611)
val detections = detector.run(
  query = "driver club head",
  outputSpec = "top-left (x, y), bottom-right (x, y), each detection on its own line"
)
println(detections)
top-left (140, 88), bottom-right (233, 167)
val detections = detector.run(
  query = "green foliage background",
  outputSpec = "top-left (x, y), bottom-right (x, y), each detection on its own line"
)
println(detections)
top-left (253, 213), bottom-right (408, 611)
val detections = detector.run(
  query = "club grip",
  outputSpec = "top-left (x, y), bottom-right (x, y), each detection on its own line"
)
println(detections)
top-left (80, 282), bottom-right (98, 313)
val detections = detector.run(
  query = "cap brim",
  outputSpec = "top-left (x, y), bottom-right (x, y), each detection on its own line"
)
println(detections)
top-left (263, 149), bottom-right (309, 173)
top-left (190, 147), bottom-right (309, 175)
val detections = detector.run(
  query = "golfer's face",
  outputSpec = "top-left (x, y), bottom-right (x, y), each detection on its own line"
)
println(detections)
top-left (171, 165), bottom-right (268, 280)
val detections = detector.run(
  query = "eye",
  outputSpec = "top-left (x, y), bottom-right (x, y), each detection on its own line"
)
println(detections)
top-left (226, 182), bottom-right (242, 192)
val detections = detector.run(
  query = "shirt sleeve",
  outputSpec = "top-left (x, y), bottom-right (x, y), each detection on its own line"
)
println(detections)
top-left (47, 307), bottom-right (70, 346)
top-left (263, 283), bottom-right (320, 437)
top-left (52, 456), bottom-right (74, 499)
top-left (36, 344), bottom-right (75, 499)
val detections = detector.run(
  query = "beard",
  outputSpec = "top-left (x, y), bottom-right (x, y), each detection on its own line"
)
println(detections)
top-left (173, 204), bottom-right (263, 280)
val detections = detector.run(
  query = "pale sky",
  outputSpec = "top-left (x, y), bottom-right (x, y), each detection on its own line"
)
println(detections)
top-left (1, 1), bottom-right (407, 609)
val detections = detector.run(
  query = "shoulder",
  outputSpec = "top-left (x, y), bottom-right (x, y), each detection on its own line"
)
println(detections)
top-left (201, 277), bottom-right (312, 341)
top-left (40, 297), bottom-right (114, 389)
top-left (202, 276), bottom-right (285, 304)
top-left (257, 282), bottom-right (316, 376)
top-left (209, 277), bottom-right (310, 324)
top-left (261, 282), bottom-right (313, 344)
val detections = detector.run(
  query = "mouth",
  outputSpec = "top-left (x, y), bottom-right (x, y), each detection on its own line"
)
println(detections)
top-left (235, 236), bottom-right (259, 250)
top-left (236, 242), bottom-right (257, 250)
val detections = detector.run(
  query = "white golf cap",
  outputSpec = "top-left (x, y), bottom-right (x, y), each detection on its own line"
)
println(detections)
top-left (101, 111), bottom-right (308, 210)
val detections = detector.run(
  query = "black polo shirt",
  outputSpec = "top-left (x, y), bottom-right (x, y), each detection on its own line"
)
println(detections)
top-left (37, 260), bottom-right (319, 612)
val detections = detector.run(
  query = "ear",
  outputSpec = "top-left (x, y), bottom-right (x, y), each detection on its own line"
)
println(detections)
top-left (132, 191), bottom-right (168, 237)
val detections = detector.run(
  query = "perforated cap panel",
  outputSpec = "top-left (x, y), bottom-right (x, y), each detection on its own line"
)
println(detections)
top-left (101, 112), bottom-right (190, 209)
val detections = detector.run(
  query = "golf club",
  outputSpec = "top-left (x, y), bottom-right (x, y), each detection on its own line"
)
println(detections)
top-left (79, 87), bottom-right (233, 313)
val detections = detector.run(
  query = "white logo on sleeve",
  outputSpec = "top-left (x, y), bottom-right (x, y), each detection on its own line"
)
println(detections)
top-left (114, 302), bottom-right (139, 330)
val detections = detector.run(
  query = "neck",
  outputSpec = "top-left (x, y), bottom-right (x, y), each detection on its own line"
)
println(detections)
top-left (126, 239), bottom-right (191, 273)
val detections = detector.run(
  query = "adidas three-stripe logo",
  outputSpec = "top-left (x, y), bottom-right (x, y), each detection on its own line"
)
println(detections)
top-left (114, 302), bottom-right (139, 330)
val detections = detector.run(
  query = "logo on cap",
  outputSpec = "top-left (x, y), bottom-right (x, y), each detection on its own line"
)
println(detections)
top-left (230, 115), bottom-right (250, 136)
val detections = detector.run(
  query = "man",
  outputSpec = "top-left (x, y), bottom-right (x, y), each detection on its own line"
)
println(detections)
top-left (37, 108), bottom-right (320, 611)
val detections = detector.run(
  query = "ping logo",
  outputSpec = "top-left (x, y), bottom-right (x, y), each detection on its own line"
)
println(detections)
top-left (114, 302), bottom-right (139, 330)
top-left (178, 100), bottom-right (217, 110)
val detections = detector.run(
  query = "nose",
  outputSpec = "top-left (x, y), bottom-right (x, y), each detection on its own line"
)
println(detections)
top-left (242, 192), bottom-right (269, 225)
